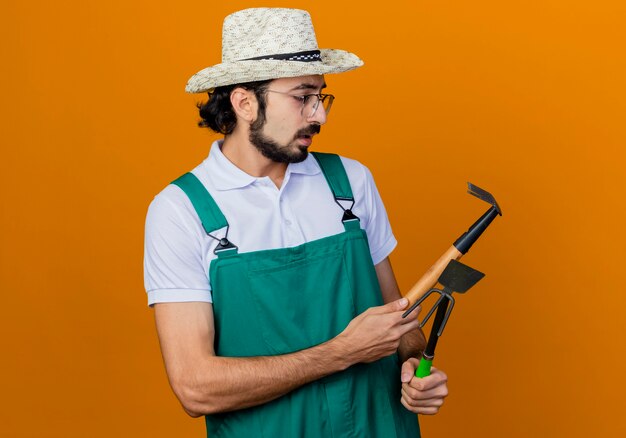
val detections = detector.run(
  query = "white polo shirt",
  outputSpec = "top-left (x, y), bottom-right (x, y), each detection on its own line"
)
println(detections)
top-left (144, 140), bottom-right (397, 305)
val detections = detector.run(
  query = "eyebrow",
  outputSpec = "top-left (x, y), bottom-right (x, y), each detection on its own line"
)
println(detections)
top-left (289, 82), bottom-right (327, 92)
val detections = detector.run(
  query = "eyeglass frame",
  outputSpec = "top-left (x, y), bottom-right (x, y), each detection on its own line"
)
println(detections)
top-left (265, 89), bottom-right (335, 118)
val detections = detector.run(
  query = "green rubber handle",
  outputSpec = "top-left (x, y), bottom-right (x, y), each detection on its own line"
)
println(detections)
top-left (415, 358), bottom-right (433, 378)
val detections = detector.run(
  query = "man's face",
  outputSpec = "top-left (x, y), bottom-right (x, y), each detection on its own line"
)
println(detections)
top-left (249, 75), bottom-right (327, 163)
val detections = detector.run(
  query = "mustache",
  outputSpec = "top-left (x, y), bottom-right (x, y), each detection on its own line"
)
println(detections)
top-left (296, 125), bottom-right (321, 137)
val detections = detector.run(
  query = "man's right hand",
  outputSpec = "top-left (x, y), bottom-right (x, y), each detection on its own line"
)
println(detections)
top-left (334, 298), bottom-right (421, 364)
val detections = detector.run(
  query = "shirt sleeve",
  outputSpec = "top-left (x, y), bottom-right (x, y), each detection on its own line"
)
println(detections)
top-left (340, 158), bottom-right (397, 265)
top-left (143, 185), bottom-right (213, 306)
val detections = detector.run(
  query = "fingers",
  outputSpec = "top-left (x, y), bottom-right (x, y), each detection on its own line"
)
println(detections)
top-left (340, 299), bottom-right (423, 364)
top-left (392, 297), bottom-right (409, 311)
top-left (400, 357), bottom-right (420, 382)
top-left (406, 367), bottom-right (448, 391)
top-left (366, 299), bottom-right (420, 331)
top-left (399, 363), bottom-right (448, 414)
top-left (367, 298), bottom-right (408, 315)
top-left (363, 299), bottom-right (420, 333)
top-left (400, 305), bottom-right (421, 325)
top-left (385, 301), bottom-right (421, 337)
top-left (404, 304), bottom-right (421, 317)
top-left (401, 385), bottom-right (446, 405)
top-left (364, 299), bottom-right (420, 329)
top-left (400, 392), bottom-right (445, 415)
top-left (401, 380), bottom-right (448, 402)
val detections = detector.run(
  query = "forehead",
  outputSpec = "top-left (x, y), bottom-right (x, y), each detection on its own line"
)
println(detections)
top-left (270, 75), bottom-right (326, 91)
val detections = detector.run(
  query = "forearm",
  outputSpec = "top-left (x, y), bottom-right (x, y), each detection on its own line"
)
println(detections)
top-left (158, 298), bottom-right (419, 417)
top-left (175, 337), bottom-right (351, 416)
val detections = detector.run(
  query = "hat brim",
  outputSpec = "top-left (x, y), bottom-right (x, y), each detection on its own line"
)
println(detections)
top-left (185, 49), bottom-right (363, 93)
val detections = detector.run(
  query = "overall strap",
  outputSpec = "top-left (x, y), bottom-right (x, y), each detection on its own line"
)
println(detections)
top-left (311, 152), bottom-right (360, 229)
top-left (171, 173), bottom-right (238, 255)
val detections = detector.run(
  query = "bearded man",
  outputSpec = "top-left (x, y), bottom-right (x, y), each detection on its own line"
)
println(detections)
top-left (144, 8), bottom-right (448, 437)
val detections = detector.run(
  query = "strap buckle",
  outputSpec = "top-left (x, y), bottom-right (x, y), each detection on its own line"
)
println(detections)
top-left (214, 237), bottom-right (238, 255)
top-left (342, 209), bottom-right (359, 223)
top-left (335, 197), bottom-right (360, 223)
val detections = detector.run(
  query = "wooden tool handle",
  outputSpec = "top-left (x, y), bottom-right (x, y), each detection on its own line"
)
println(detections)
top-left (403, 246), bottom-right (463, 306)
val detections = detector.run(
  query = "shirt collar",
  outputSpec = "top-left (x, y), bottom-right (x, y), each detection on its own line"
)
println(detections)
top-left (288, 152), bottom-right (322, 176)
top-left (205, 140), bottom-right (321, 191)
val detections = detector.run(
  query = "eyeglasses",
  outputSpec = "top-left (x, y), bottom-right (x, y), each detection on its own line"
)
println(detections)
top-left (266, 90), bottom-right (335, 118)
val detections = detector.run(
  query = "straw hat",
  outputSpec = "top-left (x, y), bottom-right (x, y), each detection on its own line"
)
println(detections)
top-left (185, 8), bottom-right (364, 93)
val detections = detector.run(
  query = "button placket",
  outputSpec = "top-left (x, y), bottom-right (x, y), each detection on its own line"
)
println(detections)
top-left (280, 198), bottom-right (305, 246)
top-left (279, 194), bottom-right (293, 226)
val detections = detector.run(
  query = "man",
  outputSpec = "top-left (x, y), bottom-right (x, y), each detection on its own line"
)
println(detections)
top-left (144, 8), bottom-right (448, 437)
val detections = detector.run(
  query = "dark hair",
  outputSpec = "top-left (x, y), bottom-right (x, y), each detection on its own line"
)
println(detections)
top-left (197, 80), bottom-right (272, 134)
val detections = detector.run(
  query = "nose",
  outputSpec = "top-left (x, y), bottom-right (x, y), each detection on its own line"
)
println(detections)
top-left (306, 102), bottom-right (327, 125)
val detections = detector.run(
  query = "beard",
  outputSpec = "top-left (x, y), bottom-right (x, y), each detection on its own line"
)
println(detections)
top-left (249, 119), bottom-right (321, 164)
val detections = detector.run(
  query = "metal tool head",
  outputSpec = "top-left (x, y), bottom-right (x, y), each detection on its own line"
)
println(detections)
top-left (467, 182), bottom-right (502, 216)
top-left (402, 259), bottom-right (485, 320)
top-left (438, 259), bottom-right (485, 294)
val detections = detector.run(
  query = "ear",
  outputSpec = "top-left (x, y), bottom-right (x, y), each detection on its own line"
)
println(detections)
top-left (230, 87), bottom-right (258, 124)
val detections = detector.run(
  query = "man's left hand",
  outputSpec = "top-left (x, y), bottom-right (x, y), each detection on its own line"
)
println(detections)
top-left (400, 358), bottom-right (448, 414)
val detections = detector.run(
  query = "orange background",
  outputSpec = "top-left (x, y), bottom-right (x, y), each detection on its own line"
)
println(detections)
top-left (1, 0), bottom-right (625, 436)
